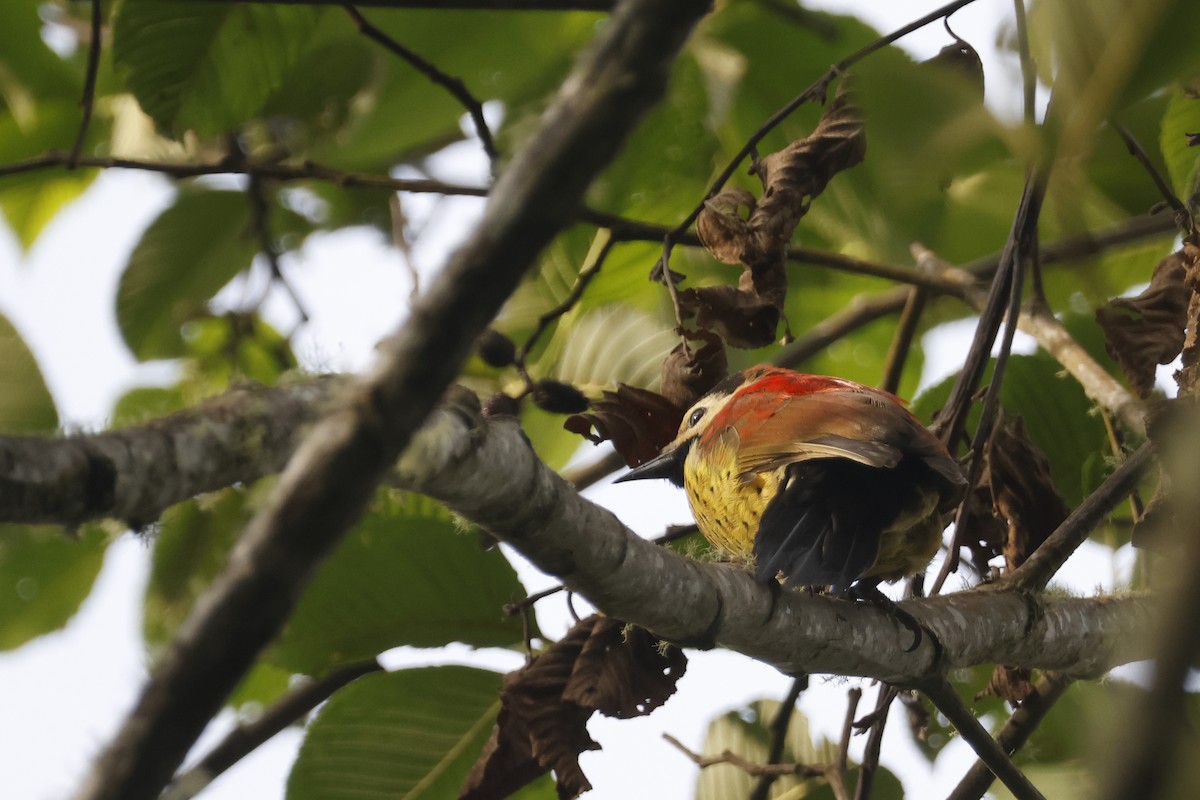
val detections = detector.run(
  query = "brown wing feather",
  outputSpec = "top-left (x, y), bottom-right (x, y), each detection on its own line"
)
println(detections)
top-left (735, 388), bottom-right (920, 474)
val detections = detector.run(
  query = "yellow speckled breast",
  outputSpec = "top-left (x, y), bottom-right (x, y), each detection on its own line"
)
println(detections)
top-left (682, 433), bottom-right (780, 561)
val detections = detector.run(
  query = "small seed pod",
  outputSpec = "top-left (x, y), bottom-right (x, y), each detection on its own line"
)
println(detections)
top-left (532, 379), bottom-right (590, 414)
top-left (477, 329), bottom-right (516, 367)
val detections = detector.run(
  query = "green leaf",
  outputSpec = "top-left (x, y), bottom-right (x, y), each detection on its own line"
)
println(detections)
top-left (115, 189), bottom-right (255, 360)
top-left (112, 1), bottom-right (321, 138)
top-left (183, 314), bottom-right (299, 389)
top-left (287, 666), bottom-right (502, 800)
top-left (1161, 87), bottom-right (1200, 201)
top-left (308, 10), bottom-right (594, 169)
top-left (110, 386), bottom-right (186, 429)
top-left (0, 313), bottom-right (57, 434)
top-left (0, 102), bottom-right (99, 249)
top-left (0, 523), bottom-right (108, 650)
top-left (269, 494), bottom-right (532, 676)
top-left (143, 488), bottom-right (250, 652)
top-left (0, 0), bottom-right (80, 100)
top-left (228, 661), bottom-right (294, 714)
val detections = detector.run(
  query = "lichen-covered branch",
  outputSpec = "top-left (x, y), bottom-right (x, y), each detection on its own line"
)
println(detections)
top-left (0, 378), bottom-right (341, 528)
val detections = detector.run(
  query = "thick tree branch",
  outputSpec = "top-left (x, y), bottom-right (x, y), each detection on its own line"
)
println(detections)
top-left (393, 394), bottom-right (1154, 681)
top-left (0, 379), bottom-right (341, 527)
top-left (73, 2), bottom-right (711, 799)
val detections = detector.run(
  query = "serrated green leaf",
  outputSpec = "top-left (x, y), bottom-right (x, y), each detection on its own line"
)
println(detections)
top-left (308, 10), bottom-right (593, 169)
top-left (0, 313), bottom-right (57, 434)
top-left (116, 189), bottom-right (255, 361)
top-left (1161, 88), bottom-right (1200, 202)
top-left (287, 666), bottom-right (501, 800)
top-left (112, 1), bottom-right (321, 138)
top-left (0, 523), bottom-right (108, 650)
top-left (269, 494), bottom-right (532, 675)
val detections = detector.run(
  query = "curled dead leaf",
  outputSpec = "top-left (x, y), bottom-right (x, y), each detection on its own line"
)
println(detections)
top-left (961, 414), bottom-right (1069, 575)
top-left (696, 188), bottom-right (756, 265)
top-left (978, 665), bottom-right (1034, 705)
top-left (660, 329), bottom-right (728, 409)
top-left (459, 615), bottom-right (686, 800)
top-left (564, 385), bottom-right (684, 467)
top-left (1096, 248), bottom-right (1193, 398)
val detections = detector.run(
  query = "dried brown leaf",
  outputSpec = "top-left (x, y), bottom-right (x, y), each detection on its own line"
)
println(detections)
top-left (678, 284), bottom-right (780, 349)
top-left (696, 188), bottom-right (755, 265)
top-left (563, 618), bottom-right (687, 718)
top-left (1096, 248), bottom-right (1193, 397)
top-left (460, 617), bottom-right (602, 800)
top-left (978, 665), bottom-right (1034, 704)
top-left (745, 85), bottom-right (865, 266)
top-left (564, 385), bottom-right (683, 467)
top-left (961, 414), bottom-right (1069, 574)
top-left (660, 329), bottom-right (728, 409)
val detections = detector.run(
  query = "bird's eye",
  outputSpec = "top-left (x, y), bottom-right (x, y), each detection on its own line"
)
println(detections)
top-left (687, 407), bottom-right (707, 427)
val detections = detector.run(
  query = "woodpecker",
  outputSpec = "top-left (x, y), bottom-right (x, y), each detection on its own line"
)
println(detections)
top-left (618, 365), bottom-right (966, 591)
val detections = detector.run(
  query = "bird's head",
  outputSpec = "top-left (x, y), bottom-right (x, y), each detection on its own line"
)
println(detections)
top-left (614, 368), bottom-right (761, 487)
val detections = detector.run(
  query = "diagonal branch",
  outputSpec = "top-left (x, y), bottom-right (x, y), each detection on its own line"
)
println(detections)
top-left (73, 1), bottom-right (712, 798)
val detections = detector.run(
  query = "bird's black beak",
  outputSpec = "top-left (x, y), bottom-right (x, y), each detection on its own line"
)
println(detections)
top-left (614, 443), bottom-right (687, 487)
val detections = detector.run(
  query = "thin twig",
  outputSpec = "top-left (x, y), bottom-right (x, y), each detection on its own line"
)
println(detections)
top-left (0, 150), bottom-right (491, 195)
top-left (658, 0), bottom-right (984, 277)
top-left (880, 286), bottom-right (927, 394)
top-left (69, 0), bottom-right (104, 168)
top-left (931, 162), bottom-right (1049, 595)
top-left (247, 174), bottom-right (310, 325)
top-left (1113, 121), bottom-right (1197, 238)
top-left (750, 674), bottom-right (809, 800)
top-left (947, 672), bottom-right (1074, 800)
top-left (921, 678), bottom-right (1046, 800)
top-left (663, 732), bottom-right (829, 779)
top-left (1011, 0), bottom-right (1036, 125)
top-left (650, 523), bottom-right (700, 546)
top-left (513, 230), bottom-right (617, 384)
top-left (912, 245), bottom-right (1147, 435)
top-left (837, 688), bottom-right (862, 781)
top-left (1010, 441), bottom-right (1155, 591)
top-left (853, 684), bottom-right (897, 800)
top-left (389, 194), bottom-right (421, 302)
top-left (165, 659), bottom-right (384, 799)
top-left (341, 4), bottom-right (498, 167)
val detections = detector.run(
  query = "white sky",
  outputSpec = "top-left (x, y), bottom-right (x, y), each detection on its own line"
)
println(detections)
top-left (0, 2), bottom-right (1137, 799)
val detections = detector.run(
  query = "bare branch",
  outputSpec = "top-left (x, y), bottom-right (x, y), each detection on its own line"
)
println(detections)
top-left (921, 678), bottom-right (1047, 800)
top-left (663, 732), bottom-right (828, 779)
top-left (0, 378), bottom-right (342, 528)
